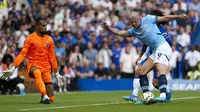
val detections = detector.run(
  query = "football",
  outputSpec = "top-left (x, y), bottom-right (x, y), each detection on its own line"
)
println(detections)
top-left (141, 92), bottom-right (154, 104)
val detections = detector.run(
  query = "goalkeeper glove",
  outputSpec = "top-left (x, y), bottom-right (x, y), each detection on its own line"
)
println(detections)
top-left (55, 72), bottom-right (64, 87)
top-left (0, 66), bottom-right (15, 80)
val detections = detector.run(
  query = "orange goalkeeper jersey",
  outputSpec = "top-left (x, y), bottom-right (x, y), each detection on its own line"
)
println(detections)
top-left (14, 32), bottom-right (57, 72)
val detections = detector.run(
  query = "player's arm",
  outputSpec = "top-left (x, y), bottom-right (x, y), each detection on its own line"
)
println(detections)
top-left (141, 44), bottom-right (148, 55)
top-left (48, 40), bottom-right (58, 73)
top-left (157, 14), bottom-right (188, 23)
top-left (101, 22), bottom-right (130, 37)
top-left (136, 45), bottom-right (147, 64)
top-left (14, 38), bottom-right (31, 68)
top-left (139, 44), bottom-right (147, 57)
top-left (49, 39), bottom-right (64, 87)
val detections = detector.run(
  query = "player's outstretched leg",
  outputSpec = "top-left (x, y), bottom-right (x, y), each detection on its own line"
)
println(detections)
top-left (123, 77), bottom-right (140, 103)
top-left (136, 58), bottom-right (154, 94)
top-left (123, 58), bottom-right (149, 103)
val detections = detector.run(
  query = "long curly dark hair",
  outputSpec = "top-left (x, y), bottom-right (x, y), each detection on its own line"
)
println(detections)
top-left (2, 54), bottom-right (14, 64)
top-left (150, 10), bottom-right (168, 26)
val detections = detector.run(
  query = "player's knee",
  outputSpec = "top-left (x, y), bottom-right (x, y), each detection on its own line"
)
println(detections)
top-left (136, 68), bottom-right (140, 75)
top-left (155, 64), bottom-right (168, 75)
top-left (33, 69), bottom-right (42, 77)
top-left (50, 96), bottom-right (54, 102)
top-left (34, 71), bottom-right (43, 84)
top-left (136, 68), bottom-right (146, 76)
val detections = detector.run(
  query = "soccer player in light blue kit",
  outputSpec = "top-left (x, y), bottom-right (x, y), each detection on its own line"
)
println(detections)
top-left (123, 10), bottom-right (173, 104)
top-left (102, 11), bottom-right (188, 102)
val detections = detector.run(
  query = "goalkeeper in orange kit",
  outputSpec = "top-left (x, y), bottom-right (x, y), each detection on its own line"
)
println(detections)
top-left (0, 18), bottom-right (64, 104)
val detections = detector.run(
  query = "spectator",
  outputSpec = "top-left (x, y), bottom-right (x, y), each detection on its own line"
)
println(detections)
top-left (69, 45), bottom-right (84, 69)
top-left (54, 42), bottom-right (66, 59)
top-left (80, 10), bottom-right (92, 29)
top-left (177, 27), bottom-right (190, 50)
top-left (112, 41), bottom-right (122, 68)
top-left (187, 66), bottom-right (200, 80)
top-left (75, 29), bottom-right (86, 47)
top-left (77, 59), bottom-right (94, 78)
top-left (98, 42), bottom-right (113, 70)
top-left (8, 2), bottom-right (20, 20)
top-left (18, 4), bottom-right (26, 16)
top-left (175, 3), bottom-right (187, 27)
top-left (14, 24), bottom-right (29, 51)
top-left (184, 45), bottom-right (200, 78)
top-left (172, 0), bottom-right (187, 12)
top-left (161, 1), bottom-right (171, 15)
top-left (119, 44), bottom-right (136, 78)
top-left (62, 32), bottom-right (76, 46)
top-left (83, 42), bottom-right (98, 70)
top-left (52, 31), bottom-right (62, 43)
top-left (169, 44), bottom-right (182, 78)
top-left (188, 0), bottom-right (200, 13)
top-left (54, 7), bottom-right (63, 31)
top-left (59, 62), bottom-right (75, 92)
top-left (188, 10), bottom-right (199, 26)
top-left (82, 23), bottom-right (93, 43)
top-left (95, 63), bottom-right (108, 80)
top-left (0, 54), bottom-right (24, 94)
top-left (108, 63), bottom-right (121, 80)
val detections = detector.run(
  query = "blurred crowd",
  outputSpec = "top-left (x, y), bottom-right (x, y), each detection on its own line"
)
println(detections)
top-left (0, 0), bottom-right (200, 92)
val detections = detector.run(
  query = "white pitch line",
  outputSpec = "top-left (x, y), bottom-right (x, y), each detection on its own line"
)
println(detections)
top-left (20, 96), bottom-right (200, 111)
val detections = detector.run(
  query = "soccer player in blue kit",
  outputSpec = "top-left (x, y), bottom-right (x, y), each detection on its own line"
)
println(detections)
top-left (102, 11), bottom-right (188, 103)
top-left (123, 10), bottom-right (173, 104)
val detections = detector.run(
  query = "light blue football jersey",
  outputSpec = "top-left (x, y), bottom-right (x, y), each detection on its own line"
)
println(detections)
top-left (127, 15), bottom-right (166, 52)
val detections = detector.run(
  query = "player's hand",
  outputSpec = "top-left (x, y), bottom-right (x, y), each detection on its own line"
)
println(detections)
top-left (0, 67), bottom-right (15, 80)
top-left (101, 22), bottom-right (109, 30)
top-left (179, 14), bottom-right (189, 20)
top-left (55, 72), bottom-right (64, 87)
top-left (136, 57), bottom-right (141, 65)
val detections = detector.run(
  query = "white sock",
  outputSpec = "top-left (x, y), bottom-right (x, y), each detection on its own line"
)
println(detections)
top-left (43, 95), bottom-right (49, 99)
top-left (147, 71), bottom-right (154, 90)
top-left (160, 92), bottom-right (166, 98)
top-left (132, 78), bottom-right (140, 96)
top-left (166, 86), bottom-right (170, 93)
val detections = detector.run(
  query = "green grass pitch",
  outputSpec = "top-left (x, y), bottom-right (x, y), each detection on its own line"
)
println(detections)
top-left (0, 91), bottom-right (200, 112)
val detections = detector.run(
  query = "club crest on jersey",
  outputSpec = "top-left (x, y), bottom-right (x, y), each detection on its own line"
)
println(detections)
top-left (46, 43), bottom-right (50, 47)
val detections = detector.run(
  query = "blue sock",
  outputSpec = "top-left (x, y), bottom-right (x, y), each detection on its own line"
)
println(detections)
top-left (139, 75), bottom-right (149, 93)
top-left (158, 74), bottom-right (167, 93)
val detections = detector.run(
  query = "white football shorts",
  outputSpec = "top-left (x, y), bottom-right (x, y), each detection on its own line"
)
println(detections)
top-left (149, 42), bottom-right (172, 66)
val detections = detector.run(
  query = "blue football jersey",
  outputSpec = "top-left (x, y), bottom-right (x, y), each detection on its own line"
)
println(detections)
top-left (158, 26), bottom-right (172, 46)
top-left (127, 15), bottom-right (166, 53)
top-left (141, 25), bottom-right (172, 55)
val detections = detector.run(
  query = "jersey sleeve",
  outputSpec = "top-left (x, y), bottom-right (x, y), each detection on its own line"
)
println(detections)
top-left (48, 38), bottom-right (58, 72)
top-left (14, 37), bottom-right (31, 67)
top-left (146, 15), bottom-right (158, 24)
top-left (127, 27), bottom-right (135, 36)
